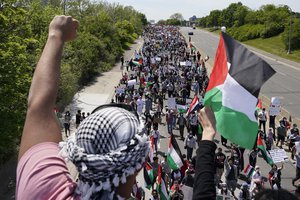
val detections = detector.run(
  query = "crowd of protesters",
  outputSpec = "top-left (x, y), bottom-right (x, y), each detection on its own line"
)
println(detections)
top-left (57, 23), bottom-right (300, 200)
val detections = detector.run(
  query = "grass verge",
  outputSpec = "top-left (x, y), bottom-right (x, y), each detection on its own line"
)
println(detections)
top-left (243, 35), bottom-right (300, 63)
top-left (204, 28), bottom-right (300, 63)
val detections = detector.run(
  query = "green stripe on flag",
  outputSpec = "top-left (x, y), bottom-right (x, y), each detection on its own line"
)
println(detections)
top-left (204, 87), bottom-right (258, 149)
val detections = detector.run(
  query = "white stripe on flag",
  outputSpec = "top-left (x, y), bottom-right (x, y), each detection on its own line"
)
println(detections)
top-left (169, 145), bottom-right (183, 168)
top-left (217, 74), bottom-right (257, 121)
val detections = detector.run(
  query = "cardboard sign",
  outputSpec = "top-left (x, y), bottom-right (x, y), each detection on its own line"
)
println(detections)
top-left (269, 105), bottom-right (280, 116)
top-left (269, 149), bottom-right (289, 163)
top-left (168, 98), bottom-right (176, 109)
top-left (127, 79), bottom-right (136, 87)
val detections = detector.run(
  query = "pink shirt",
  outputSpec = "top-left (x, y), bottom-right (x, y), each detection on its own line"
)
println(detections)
top-left (16, 142), bottom-right (80, 200)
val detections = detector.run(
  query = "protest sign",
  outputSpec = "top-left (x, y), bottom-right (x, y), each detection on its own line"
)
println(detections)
top-left (269, 105), bottom-right (280, 116)
top-left (116, 88), bottom-right (125, 94)
top-left (127, 79), bottom-right (136, 87)
top-left (180, 62), bottom-right (186, 66)
top-left (155, 57), bottom-right (161, 62)
top-left (168, 98), bottom-right (176, 109)
top-left (269, 149), bottom-right (288, 163)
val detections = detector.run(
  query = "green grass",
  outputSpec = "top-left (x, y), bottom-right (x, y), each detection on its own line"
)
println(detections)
top-left (203, 28), bottom-right (300, 63)
top-left (243, 35), bottom-right (300, 63)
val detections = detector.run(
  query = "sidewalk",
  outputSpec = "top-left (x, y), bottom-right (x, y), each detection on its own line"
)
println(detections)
top-left (62, 38), bottom-right (143, 178)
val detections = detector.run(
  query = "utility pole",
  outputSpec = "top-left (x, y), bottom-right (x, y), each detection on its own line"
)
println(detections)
top-left (287, 6), bottom-right (292, 54)
top-left (63, 0), bottom-right (66, 15)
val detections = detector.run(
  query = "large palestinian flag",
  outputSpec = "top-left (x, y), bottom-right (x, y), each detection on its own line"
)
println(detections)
top-left (167, 135), bottom-right (184, 170)
top-left (204, 32), bottom-right (276, 149)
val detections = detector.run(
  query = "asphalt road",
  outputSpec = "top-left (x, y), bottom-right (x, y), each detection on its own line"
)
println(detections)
top-left (180, 27), bottom-right (300, 122)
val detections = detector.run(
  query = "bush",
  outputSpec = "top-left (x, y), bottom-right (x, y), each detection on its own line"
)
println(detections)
top-left (261, 23), bottom-right (284, 38)
top-left (281, 19), bottom-right (300, 50)
top-left (228, 24), bottom-right (264, 41)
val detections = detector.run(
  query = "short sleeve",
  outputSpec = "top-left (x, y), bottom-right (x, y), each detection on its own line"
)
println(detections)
top-left (16, 142), bottom-right (80, 200)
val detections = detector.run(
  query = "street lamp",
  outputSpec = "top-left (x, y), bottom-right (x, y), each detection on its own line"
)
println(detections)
top-left (287, 6), bottom-right (292, 54)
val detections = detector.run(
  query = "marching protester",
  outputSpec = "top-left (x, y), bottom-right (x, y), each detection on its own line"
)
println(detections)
top-left (184, 132), bottom-right (197, 161)
top-left (215, 147), bottom-right (226, 186)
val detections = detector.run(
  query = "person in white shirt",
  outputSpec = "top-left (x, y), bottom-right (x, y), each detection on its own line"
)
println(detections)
top-left (151, 128), bottom-right (160, 152)
top-left (250, 165), bottom-right (263, 197)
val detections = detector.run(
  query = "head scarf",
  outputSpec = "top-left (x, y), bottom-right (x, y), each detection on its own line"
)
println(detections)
top-left (59, 106), bottom-right (150, 200)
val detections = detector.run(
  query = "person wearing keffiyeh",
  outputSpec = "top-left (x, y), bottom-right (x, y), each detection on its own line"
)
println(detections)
top-left (16, 16), bottom-right (149, 200)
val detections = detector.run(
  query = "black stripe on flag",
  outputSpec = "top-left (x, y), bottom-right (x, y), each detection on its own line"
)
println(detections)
top-left (221, 32), bottom-right (276, 98)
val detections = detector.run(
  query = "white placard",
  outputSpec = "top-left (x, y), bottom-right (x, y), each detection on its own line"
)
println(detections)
top-left (180, 62), bottom-right (186, 66)
top-left (168, 98), bottom-right (176, 109)
top-left (116, 88), bottom-right (125, 94)
top-left (127, 79), bottom-right (136, 87)
top-left (269, 105), bottom-right (280, 116)
top-left (271, 97), bottom-right (281, 107)
top-left (155, 57), bottom-right (161, 62)
top-left (269, 149), bottom-right (289, 163)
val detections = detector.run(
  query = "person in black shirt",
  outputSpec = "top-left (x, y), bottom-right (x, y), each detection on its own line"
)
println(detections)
top-left (215, 147), bottom-right (226, 186)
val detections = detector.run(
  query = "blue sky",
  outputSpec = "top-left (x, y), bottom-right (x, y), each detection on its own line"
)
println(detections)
top-left (105, 0), bottom-right (300, 22)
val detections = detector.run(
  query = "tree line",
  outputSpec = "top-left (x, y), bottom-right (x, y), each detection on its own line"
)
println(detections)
top-left (0, 0), bottom-right (147, 163)
top-left (197, 2), bottom-right (300, 50)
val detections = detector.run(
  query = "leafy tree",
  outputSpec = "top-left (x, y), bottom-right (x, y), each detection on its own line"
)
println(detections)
top-left (170, 13), bottom-right (184, 22)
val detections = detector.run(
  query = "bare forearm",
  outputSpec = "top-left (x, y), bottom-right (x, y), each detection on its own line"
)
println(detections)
top-left (28, 34), bottom-right (64, 110)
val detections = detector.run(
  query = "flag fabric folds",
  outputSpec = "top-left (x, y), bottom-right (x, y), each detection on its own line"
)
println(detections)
top-left (257, 134), bottom-right (274, 166)
top-left (204, 32), bottom-right (276, 149)
top-left (167, 135), bottom-right (183, 170)
top-left (243, 163), bottom-right (254, 177)
top-left (144, 162), bottom-right (154, 190)
top-left (186, 96), bottom-right (200, 116)
top-left (156, 165), bottom-right (169, 200)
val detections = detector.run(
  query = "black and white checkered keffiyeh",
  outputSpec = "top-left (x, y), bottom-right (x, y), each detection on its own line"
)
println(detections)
top-left (59, 106), bottom-right (150, 200)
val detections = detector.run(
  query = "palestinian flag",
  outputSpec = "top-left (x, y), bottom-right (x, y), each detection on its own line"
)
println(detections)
top-left (157, 165), bottom-right (169, 200)
top-left (176, 104), bottom-right (187, 113)
top-left (257, 134), bottom-right (274, 166)
top-left (243, 163), bottom-right (254, 177)
top-left (132, 60), bottom-right (141, 66)
top-left (186, 96), bottom-right (200, 116)
top-left (256, 98), bottom-right (262, 110)
top-left (204, 32), bottom-right (276, 149)
top-left (149, 135), bottom-right (154, 162)
top-left (167, 135), bottom-right (183, 170)
top-left (143, 81), bottom-right (154, 89)
top-left (144, 162), bottom-right (154, 190)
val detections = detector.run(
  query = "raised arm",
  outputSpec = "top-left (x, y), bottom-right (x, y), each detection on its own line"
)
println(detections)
top-left (193, 107), bottom-right (217, 200)
top-left (18, 16), bottom-right (79, 160)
